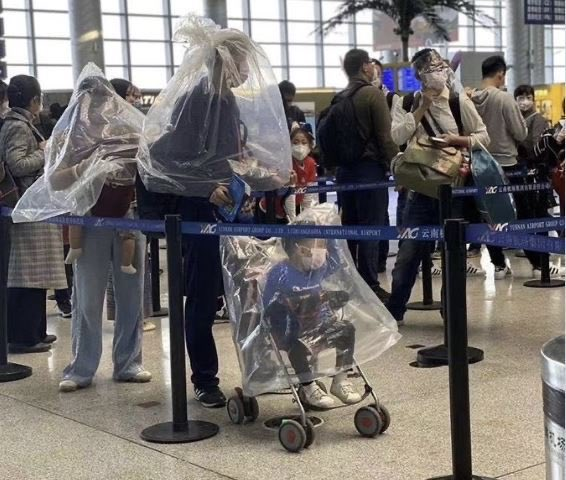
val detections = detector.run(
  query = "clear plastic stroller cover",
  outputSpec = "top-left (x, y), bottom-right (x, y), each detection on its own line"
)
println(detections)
top-left (137, 15), bottom-right (292, 198)
top-left (12, 63), bottom-right (144, 223)
top-left (220, 204), bottom-right (401, 397)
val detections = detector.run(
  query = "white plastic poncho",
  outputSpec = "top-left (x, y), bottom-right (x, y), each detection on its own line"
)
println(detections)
top-left (221, 204), bottom-right (401, 397)
top-left (12, 63), bottom-right (144, 223)
top-left (137, 15), bottom-right (292, 199)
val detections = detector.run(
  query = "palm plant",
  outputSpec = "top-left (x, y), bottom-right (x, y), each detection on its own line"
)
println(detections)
top-left (321, 0), bottom-right (494, 62)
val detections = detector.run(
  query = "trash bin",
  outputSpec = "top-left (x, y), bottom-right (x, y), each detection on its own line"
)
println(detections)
top-left (541, 335), bottom-right (565, 480)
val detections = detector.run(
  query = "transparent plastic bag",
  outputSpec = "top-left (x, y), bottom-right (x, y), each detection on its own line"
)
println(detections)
top-left (220, 204), bottom-right (401, 397)
top-left (12, 63), bottom-right (144, 223)
top-left (137, 15), bottom-right (291, 199)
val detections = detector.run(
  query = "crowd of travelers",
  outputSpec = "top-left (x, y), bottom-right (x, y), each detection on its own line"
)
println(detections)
top-left (0, 21), bottom-right (563, 411)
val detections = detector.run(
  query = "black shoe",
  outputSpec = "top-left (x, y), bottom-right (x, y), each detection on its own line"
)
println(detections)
top-left (8, 342), bottom-right (52, 354)
top-left (371, 285), bottom-right (391, 303)
top-left (58, 302), bottom-right (72, 318)
top-left (42, 334), bottom-right (57, 344)
top-left (195, 387), bottom-right (226, 408)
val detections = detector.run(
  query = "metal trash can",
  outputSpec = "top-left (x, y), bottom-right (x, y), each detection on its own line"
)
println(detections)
top-left (542, 335), bottom-right (565, 480)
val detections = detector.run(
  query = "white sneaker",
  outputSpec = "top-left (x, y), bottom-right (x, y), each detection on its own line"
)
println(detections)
top-left (121, 370), bottom-right (152, 383)
top-left (59, 379), bottom-right (79, 393)
top-left (143, 321), bottom-right (156, 332)
top-left (532, 265), bottom-right (565, 279)
top-left (64, 248), bottom-right (82, 264)
top-left (465, 263), bottom-right (484, 277)
top-left (494, 265), bottom-right (512, 280)
top-left (418, 264), bottom-right (442, 278)
top-left (299, 382), bottom-right (335, 409)
top-left (120, 265), bottom-right (137, 275)
top-left (330, 375), bottom-right (362, 405)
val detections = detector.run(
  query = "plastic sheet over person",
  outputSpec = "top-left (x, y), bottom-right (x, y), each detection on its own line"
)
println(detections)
top-left (137, 15), bottom-right (292, 199)
top-left (221, 204), bottom-right (401, 397)
top-left (12, 63), bottom-right (144, 223)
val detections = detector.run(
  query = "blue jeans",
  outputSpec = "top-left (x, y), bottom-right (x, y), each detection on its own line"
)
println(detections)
top-left (63, 228), bottom-right (146, 386)
top-left (386, 192), bottom-right (438, 321)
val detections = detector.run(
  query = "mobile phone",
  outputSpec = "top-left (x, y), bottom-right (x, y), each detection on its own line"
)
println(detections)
top-left (430, 136), bottom-right (448, 145)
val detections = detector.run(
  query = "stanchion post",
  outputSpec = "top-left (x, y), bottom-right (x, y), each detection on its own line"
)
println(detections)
top-left (428, 219), bottom-right (495, 480)
top-left (407, 249), bottom-right (442, 311)
top-left (416, 185), bottom-right (484, 368)
top-left (149, 235), bottom-right (168, 317)
top-left (140, 215), bottom-right (219, 443)
top-left (0, 214), bottom-right (32, 382)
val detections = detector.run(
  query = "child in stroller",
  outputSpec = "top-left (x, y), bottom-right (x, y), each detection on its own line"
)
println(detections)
top-left (262, 233), bottom-right (361, 409)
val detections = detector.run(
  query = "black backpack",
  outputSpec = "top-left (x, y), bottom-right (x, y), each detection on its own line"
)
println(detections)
top-left (316, 83), bottom-right (368, 169)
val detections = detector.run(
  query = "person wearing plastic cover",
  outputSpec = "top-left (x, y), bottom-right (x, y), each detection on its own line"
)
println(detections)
top-left (263, 229), bottom-right (361, 409)
top-left (10, 65), bottom-right (152, 391)
top-left (137, 16), bottom-right (291, 408)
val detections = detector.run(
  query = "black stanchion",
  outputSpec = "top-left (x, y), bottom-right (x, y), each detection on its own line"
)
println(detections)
top-left (416, 185), bottom-right (484, 368)
top-left (407, 250), bottom-right (442, 311)
top-left (140, 215), bottom-right (219, 444)
top-left (428, 219), bottom-right (495, 480)
top-left (0, 215), bottom-right (32, 382)
top-left (149, 236), bottom-right (169, 317)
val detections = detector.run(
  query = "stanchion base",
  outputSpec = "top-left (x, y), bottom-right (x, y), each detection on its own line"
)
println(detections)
top-left (151, 308), bottom-right (169, 318)
top-left (416, 345), bottom-right (484, 368)
top-left (140, 420), bottom-right (219, 444)
top-left (407, 301), bottom-right (442, 311)
top-left (523, 279), bottom-right (565, 288)
top-left (428, 476), bottom-right (496, 479)
top-left (0, 362), bottom-right (32, 382)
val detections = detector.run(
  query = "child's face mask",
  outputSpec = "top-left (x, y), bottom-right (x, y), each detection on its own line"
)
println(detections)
top-left (292, 144), bottom-right (310, 161)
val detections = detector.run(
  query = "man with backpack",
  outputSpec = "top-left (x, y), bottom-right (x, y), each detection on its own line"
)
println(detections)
top-left (317, 49), bottom-right (398, 302)
top-left (386, 48), bottom-right (489, 325)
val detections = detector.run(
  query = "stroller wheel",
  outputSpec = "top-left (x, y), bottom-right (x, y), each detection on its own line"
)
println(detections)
top-left (304, 418), bottom-right (316, 448)
top-left (244, 396), bottom-right (260, 422)
top-left (354, 406), bottom-right (383, 438)
top-left (374, 404), bottom-right (391, 434)
top-left (227, 395), bottom-right (246, 425)
top-left (278, 419), bottom-right (306, 453)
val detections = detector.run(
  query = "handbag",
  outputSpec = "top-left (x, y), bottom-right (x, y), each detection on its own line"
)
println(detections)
top-left (0, 163), bottom-right (20, 208)
top-left (470, 143), bottom-right (516, 225)
top-left (393, 96), bottom-right (465, 199)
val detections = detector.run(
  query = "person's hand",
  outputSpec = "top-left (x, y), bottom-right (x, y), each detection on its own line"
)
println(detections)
top-left (38, 141), bottom-right (47, 151)
top-left (288, 171), bottom-right (298, 186)
top-left (438, 133), bottom-right (469, 148)
top-left (464, 87), bottom-right (475, 99)
top-left (210, 185), bottom-right (233, 208)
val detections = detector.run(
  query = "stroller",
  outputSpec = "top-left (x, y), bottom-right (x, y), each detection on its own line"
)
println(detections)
top-left (220, 204), bottom-right (400, 452)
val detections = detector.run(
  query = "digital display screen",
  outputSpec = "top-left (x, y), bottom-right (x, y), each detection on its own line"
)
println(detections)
top-left (398, 66), bottom-right (421, 93)
top-left (382, 68), bottom-right (395, 92)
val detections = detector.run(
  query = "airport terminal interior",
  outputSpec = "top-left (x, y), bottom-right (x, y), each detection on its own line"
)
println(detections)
top-left (0, 1), bottom-right (565, 479)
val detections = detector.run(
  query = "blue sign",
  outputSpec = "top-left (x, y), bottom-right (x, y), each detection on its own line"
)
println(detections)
top-left (398, 66), bottom-right (421, 93)
top-left (524, 0), bottom-right (565, 24)
top-left (382, 68), bottom-right (396, 92)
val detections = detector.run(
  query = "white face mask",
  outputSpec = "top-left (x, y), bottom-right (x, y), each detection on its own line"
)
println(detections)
top-left (517, 99), bottom-right (534, 112)
top-left (292, 144), bottom-right (310, 162)
top-left (422, 70), bottom-right (448, 93)
top-left (301, 247), bottom-right (327, 271)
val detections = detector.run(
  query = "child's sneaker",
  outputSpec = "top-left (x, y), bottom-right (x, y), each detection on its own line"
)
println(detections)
top-left (330, 374), bottom-right (362, 404)
top-left (64, 248), bottom-right (82, 264)
top-left (299, 382), bottom-right (335, 409)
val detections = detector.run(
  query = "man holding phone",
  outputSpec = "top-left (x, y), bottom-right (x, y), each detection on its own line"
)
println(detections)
top-left (386, 48), bottom-right (489, 325)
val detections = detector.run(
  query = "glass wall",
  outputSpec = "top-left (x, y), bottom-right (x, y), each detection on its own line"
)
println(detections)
top-left (2, 0), bottom-right (564, 90)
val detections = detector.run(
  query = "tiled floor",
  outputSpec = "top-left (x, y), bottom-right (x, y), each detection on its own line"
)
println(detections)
top-left (0, 242), bottom-right (563, 480)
